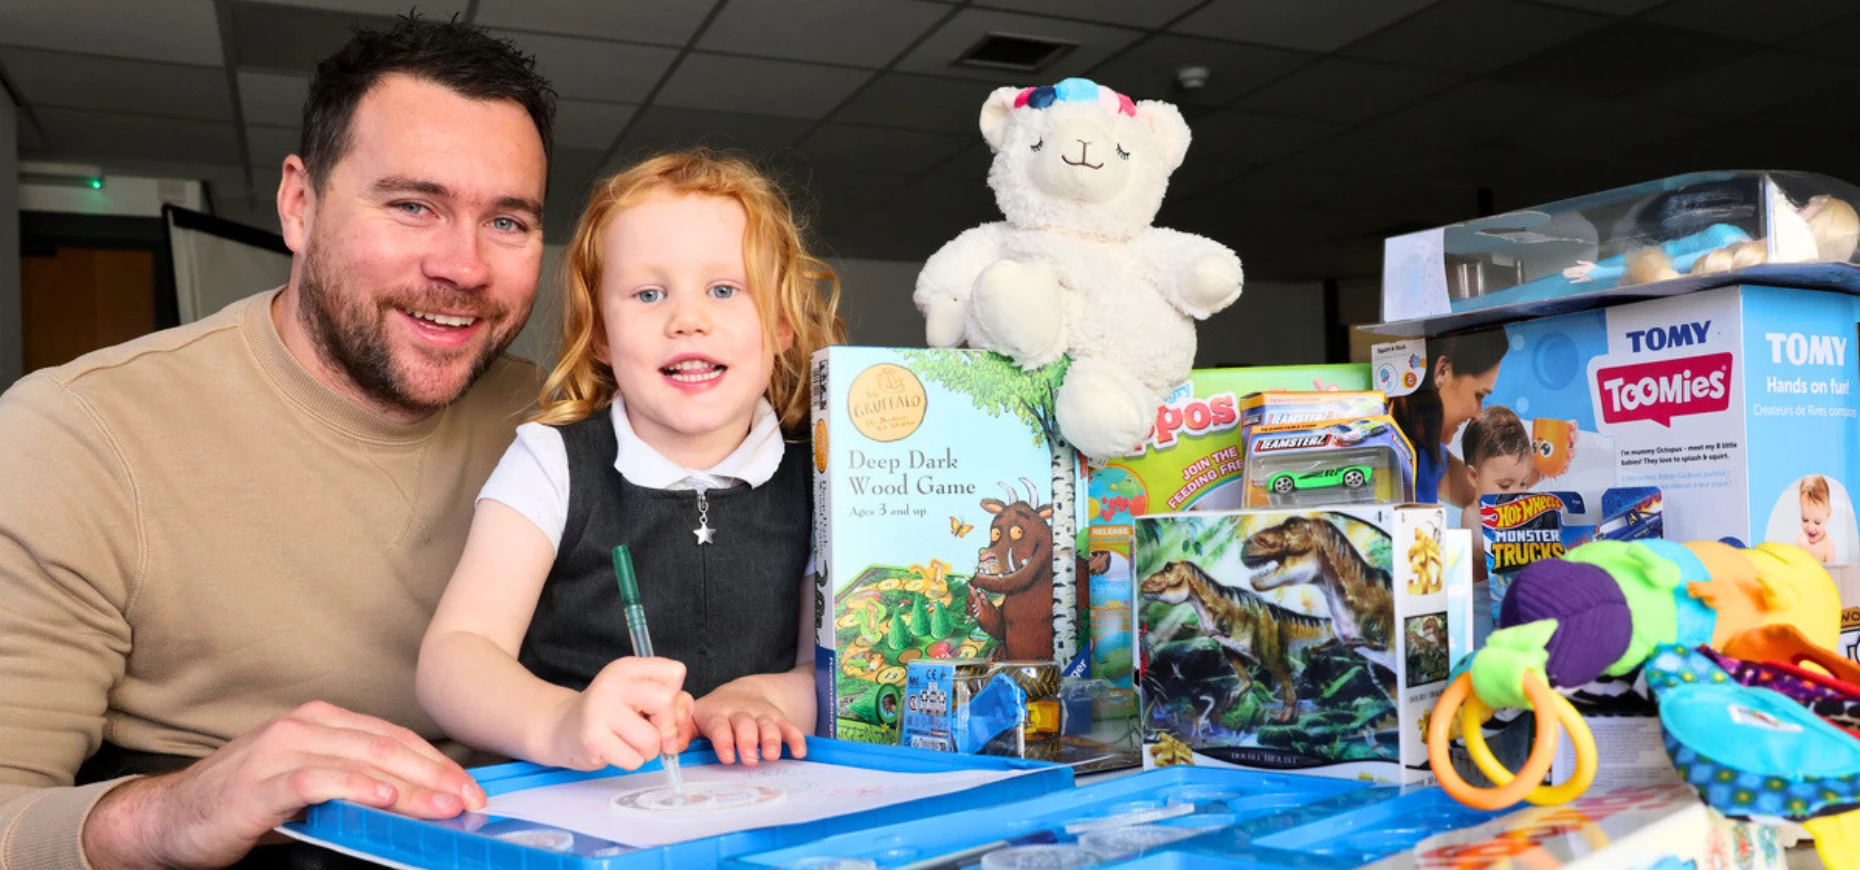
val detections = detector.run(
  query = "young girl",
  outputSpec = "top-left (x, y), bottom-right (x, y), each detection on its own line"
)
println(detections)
top-left (417, 150), bottom-right (843, 772)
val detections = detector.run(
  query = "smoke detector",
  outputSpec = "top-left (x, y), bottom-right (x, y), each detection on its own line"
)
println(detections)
top-left (1177, 66), bottom-right (1211, 91)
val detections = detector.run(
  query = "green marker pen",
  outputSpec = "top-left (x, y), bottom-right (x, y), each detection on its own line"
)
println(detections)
top-left (612, 545), bottom-right (686, 800)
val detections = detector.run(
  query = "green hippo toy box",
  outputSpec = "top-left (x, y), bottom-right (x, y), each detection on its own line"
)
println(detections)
top-left (1134, 505), bottom-right (1470, 785)
top-left (809, 348), bottom-right (1089, 745)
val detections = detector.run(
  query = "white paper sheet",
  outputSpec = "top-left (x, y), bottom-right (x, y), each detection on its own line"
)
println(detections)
top-left (481, 759), bottom-right (1032, 849)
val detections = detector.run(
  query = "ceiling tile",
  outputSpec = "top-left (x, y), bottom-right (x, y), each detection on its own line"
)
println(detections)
top-left (1233, 57), bottom-right (1460, 122)
top-left (776, 157), bottom-right (918, 231)
top-left (700, 0), bottom-right (949, 68)
top-left (1, 47), bottom-right (233, 122)
top-left (542, 146), bottom-right (610, 243)
top-left (610, 107), bottom-right (815, 164)
top-left (1169, 0), bottom-right (1441, 53)
top-left (1490, 21), bottom-right (1753, 99)
top-left (236, 70), bottom-right (310, 127)
top-left (32, 107), bottom-right (242, 164)
top-left (0, 0), bottom-right (222, 66)
top-left (1378, 80), bottom-right (1610, 146)
top-left (474, 0), bottom-right (720, 47)
top-left (231, 3), bottom-right (396, 73)
top-left (893, 8), bottom-right (1142, 82)
top-left (829, 73), bottom-right (1001, 133)
top-left (1165, 157), bottom-right (1255, 199)
top-left (17, 119), bottom-right (51, 154)
top-left (795, 124), bottom-right (970, 176)
top-left (1088, 34), bottom-right (1315, 107)
top-left (1186, 109), bottom-right (1345, 164)
top-left (245, 125), bottom-right (298, 170)
top-left (1644, 0), bottom-right (1854, 44)
top-left (972, 0), bottom-right (1204, 29)
top-left (256, 0), bottom-right (468, 16)
top-left (826, 145), bottom-right (997, 260)
top-left (1199, 165), bottom-right (1360, 209)
top-left (1281, 123), bottom-right (1474, 178)
top-left (553, 100), bottom-right (636, 151)
top-left (490, 30), bottom-right (679, 103)
top-left (655, 54), bottom-right (873, 120)
top-left (1624, 50), bottom-right (1860, 121)
top-left (1789, 13), bottom-right (1860, 60)
top-left (1530, 0), bottom-right (1663, 13)
top-left (1341, 0), bottom-right (1609, 75)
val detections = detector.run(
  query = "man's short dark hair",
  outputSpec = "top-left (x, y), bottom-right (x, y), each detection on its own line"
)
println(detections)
top-left (299, 16), bottom-right (555, 188)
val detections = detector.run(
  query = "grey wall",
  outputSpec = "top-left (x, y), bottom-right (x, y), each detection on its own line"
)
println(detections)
top-left (502, 252), bottom-right (1333, 377)
top-left (830, 257), bottom-right (1326, 366)
top-left (0, 97), bottom-right (19, 390)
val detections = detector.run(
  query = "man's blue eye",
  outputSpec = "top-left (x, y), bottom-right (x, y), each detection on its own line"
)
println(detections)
top-left (492, 217), bottom-right (522, 232)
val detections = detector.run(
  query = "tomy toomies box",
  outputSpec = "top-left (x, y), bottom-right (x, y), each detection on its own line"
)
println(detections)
top-left (1135, 506), bottom-right (1464, 784)
top-left (1375, 284), bottom-right (1860, 566)
top-left (810, 348), bottom-right (1089, 745)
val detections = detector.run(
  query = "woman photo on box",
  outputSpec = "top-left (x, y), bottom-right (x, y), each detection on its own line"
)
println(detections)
top-left (1389, 331), bottom-right (1510, 508)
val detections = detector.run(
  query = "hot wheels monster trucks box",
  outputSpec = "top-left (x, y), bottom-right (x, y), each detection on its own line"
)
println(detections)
top-left (810, 347), bottom-right (1090, 745)
top-left (1134, 505), bottom-right (1466, 784)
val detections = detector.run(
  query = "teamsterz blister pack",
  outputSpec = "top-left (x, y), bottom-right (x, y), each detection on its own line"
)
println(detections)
top-left (1242, 415), bottom-right (1417, 509)
top-left (1238, 391), bottom-right (1390, 432)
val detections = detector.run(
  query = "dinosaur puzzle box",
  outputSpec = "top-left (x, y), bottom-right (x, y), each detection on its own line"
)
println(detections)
top-left (809, 347), bottom-right (1090, 745)
top-left (1135, 505), bottom-right (1467, 784)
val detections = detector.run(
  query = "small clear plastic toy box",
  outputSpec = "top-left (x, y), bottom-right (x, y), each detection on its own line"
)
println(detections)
top-left (1382, 171), bottom-right (1860, 333)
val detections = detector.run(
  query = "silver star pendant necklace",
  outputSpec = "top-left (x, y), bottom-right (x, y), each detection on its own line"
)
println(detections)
top-left (692, 490), bottom-right (715, 545)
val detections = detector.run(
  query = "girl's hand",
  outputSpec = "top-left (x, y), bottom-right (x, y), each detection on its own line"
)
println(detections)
top-left (691, 679), bottom-right (808, 766)
top-left (544, 657), bottom-right (689, 771)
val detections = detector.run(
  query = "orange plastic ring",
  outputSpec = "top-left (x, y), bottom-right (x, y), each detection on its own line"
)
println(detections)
top-left (1427, 671), bottom-right (1563, 811)
top-left (1464, 688), bottom-right (1596, 806)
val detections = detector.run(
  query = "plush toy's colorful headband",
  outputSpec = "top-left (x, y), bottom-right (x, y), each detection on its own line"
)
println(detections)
top-left (1014, 77), bottom-right (1137, 117)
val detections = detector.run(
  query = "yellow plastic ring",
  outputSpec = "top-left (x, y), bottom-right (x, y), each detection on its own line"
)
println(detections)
top-left (1426, 671), bottom-right (1564, 811)
top-left (1462, 685), bottom-right (1597, 805)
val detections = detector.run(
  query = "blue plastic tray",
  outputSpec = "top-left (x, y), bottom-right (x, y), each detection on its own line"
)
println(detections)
top-left (1119, 785), bottom-right (1505, 868)
top-left (282, 737), bottom-right (1071, 869)
top-left (728, 767), bottom-right (1467, 869)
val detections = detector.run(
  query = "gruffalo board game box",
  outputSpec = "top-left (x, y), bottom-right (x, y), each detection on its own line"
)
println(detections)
top-left (810, 348), bottom-right (1090, 745)
top-left (1134, 506), bottom-right (1464, 784)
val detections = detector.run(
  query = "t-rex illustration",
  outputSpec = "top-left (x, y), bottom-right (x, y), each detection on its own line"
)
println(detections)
top-left (1140, 560), bottom-right (1334, 723)
top-left (1243, 515), bottom-right (1396, 674)
top-left (967, 480), bottom-right (1054, 661)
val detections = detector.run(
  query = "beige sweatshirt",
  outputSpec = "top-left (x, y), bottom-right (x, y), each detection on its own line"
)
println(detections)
top-left (0, 290), bottom-right (539, 868)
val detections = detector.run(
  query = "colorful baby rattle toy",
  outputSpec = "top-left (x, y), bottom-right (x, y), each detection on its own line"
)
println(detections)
top-left (1427, 538), bottom-right (1841, 812)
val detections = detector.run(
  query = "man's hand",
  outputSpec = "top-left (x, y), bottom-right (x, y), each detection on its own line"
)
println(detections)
top-left (81, 701), bottom-right (484, 869)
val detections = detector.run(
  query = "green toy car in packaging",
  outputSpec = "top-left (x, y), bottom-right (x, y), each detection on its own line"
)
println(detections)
top-left (1244, 414), bottom-right (1414, 508)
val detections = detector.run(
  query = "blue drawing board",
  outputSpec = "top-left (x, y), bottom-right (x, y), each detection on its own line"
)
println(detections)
top-left (281, 737), bottom-right (1070, 869)
top-left (728, 768), bottom-right (1503, 869)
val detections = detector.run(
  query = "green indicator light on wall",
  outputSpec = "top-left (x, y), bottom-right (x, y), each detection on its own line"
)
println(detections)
top-left (88, 178), bottom-right (104, 189)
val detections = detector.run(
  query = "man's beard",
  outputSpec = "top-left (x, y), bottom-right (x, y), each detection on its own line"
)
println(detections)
top-left (297, 247), bottom-right (523, 416)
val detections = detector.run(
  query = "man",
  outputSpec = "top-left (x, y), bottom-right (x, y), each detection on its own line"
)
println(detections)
top-left (0, 18), bottom-right (597, 868)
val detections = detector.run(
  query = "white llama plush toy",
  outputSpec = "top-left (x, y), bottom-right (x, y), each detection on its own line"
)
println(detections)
top-left (913, 78), bottom-right (1243, 461)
